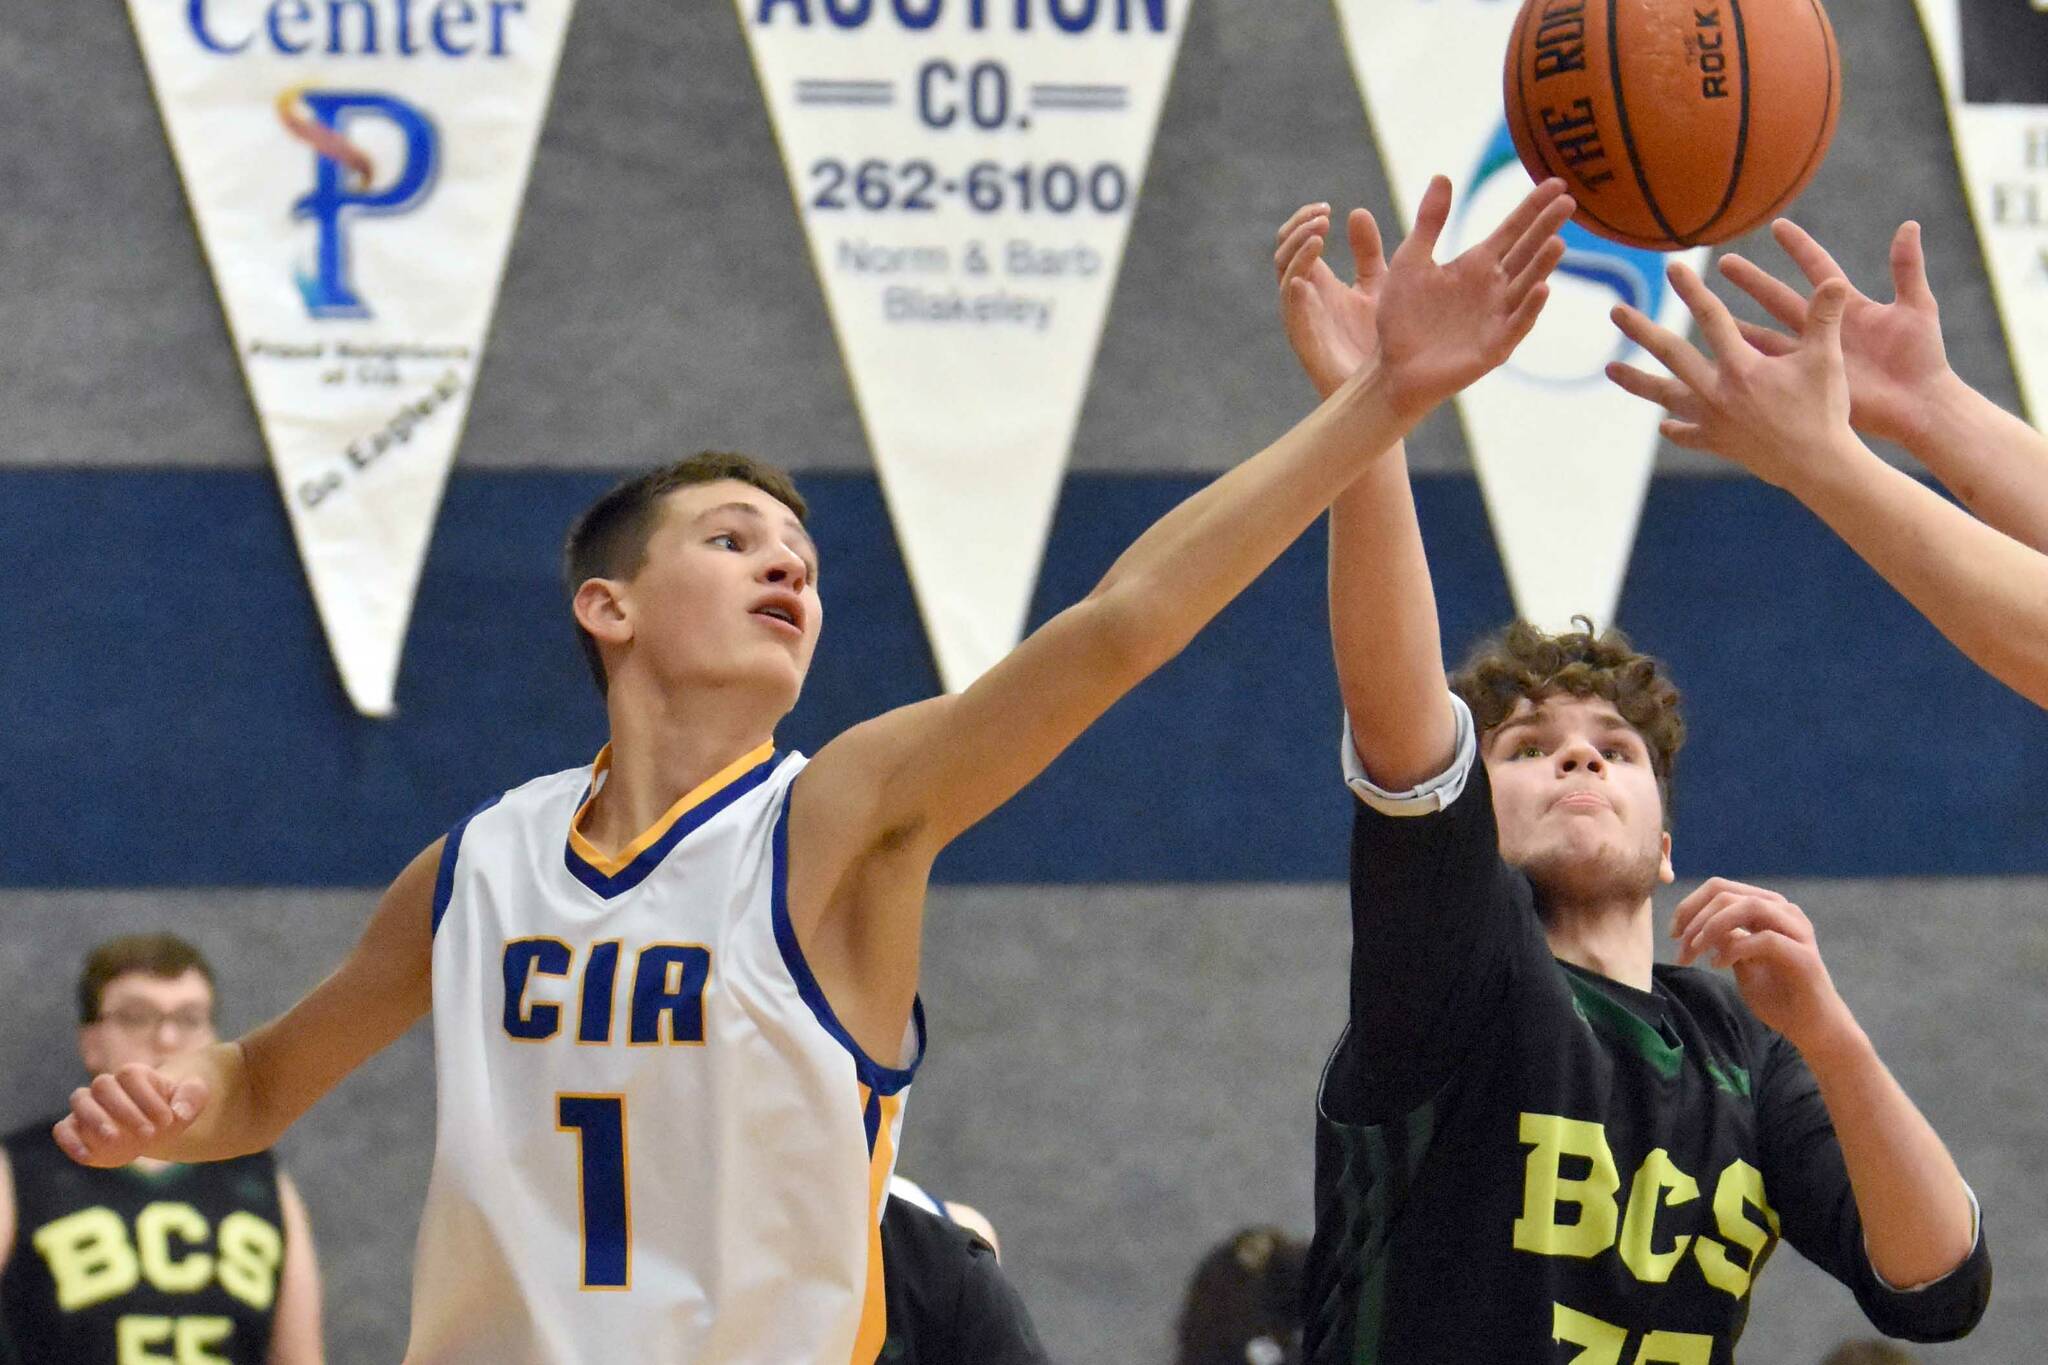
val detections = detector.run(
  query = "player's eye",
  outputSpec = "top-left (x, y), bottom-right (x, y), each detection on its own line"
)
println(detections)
top-left (1601, 746), bottom-right (1629, 761)
top-left (1515, 743), bottom-right (1545, 759)
top-left (710, 532), bottom-right (742, 551)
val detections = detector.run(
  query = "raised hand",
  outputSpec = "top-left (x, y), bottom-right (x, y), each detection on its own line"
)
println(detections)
top-left (1673, 877), bottom-right (1856, 1056)
top-left (1607, 262), bottom-right (1859, 491)
top-left (53, 1063), bottom-right (209, 1168)
top-left (1369, 176), bottom-right (1573, 421)
top-left (1716, 220), bottom-right (1953, 449)
top-left (1274, 201), bottom-right (1389, 400)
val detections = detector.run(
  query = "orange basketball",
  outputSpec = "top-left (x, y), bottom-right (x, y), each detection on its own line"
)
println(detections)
top-left (1503, 0), bottom-right (1842, 249)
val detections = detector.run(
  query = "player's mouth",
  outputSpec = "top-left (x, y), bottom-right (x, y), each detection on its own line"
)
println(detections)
top-left (750, 592), bottom-right (805, 637)
top-left (1549, 790), bottom-right (1613, 815)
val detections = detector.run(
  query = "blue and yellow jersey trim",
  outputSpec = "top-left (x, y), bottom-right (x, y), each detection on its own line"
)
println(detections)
top-left (851, 1086), bottom-right (906, 1365)
top-left (431, 792), bottom-right (505, 938)
top-left (564, 742), bottom-right (779, 899)
top-left (768, 786), bottom-right (927, 1141)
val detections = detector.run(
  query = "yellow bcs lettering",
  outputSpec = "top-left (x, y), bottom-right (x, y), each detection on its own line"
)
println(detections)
top-left (1692, 1159), bottom-right (1779, 1298)
top-left (1514, 1113), bottom-right (1620, 1258)
top-left (1518, 1113), bottom-right (1778, 1300)
top-left (30, 1204), bottom-right (281, 1312)
top-left (34, 1207), bottom-right (140, 1310)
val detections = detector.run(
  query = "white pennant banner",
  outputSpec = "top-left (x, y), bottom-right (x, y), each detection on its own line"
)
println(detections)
top-left (128, 0), bottom-right (575, 716)
top-left (1913, 0), bottom-right (2048, 428)
top-left (738, 0), bottom-right (1190, 692)
top-left (1334, 0), bottom-right (1704, 633)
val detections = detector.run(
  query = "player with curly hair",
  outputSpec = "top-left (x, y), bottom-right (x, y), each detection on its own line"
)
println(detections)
top-left (1271, 200), bottom-right (1991, 1364)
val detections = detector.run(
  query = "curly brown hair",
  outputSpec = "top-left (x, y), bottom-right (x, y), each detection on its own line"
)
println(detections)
top-left (1449, 617), bottom-right (1686, 824)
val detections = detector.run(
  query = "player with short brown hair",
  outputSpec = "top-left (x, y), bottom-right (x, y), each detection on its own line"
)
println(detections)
top-left (56, 178), bottom-right (1577, 1364)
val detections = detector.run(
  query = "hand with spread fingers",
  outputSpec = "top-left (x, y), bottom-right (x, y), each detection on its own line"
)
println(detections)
top-left (1716, 220), bottom-right (1953, 450)
top-left (1673, 877), bottom-right (1854, 1058)
top-left (1607, 260), bottom-right (1860, 493)
top-left (53, 1062), bottom-right (210, 1169)
top-left (1273, 200), bottom-right (1388, 401)
top-left (1376, 176), bottom-right (1575, 420)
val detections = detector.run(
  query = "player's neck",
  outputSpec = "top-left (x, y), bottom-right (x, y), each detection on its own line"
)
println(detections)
top-left (1543, 897), bottom-right (1655, 992)
top-left (586, 683), bottom-right (778, 851)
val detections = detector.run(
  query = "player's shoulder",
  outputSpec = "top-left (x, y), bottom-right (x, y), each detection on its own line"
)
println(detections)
top-left (487, 762), bottom-right (592, 816)
top-left (440, 762), bottom-right (591, 844)
top-left (1654, 963), bottom-right (1774, 1048)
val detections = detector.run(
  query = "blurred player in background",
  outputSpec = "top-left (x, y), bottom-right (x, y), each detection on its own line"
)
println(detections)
top-left (53, 178), bottom-right (1577, 1363)
top-left (1608, 219), bottom-right (2048, 709)
top-left (0, 935), bottom-right (320, 1365)
top-left (1272, 200), bottom-right (1990, 1363)
top-left (1173, 1225), bottom-right (1305, 1365)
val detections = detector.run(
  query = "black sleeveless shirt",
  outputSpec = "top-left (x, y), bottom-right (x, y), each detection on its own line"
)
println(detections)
top-left (0, 1120), bottom-right (286, 1365)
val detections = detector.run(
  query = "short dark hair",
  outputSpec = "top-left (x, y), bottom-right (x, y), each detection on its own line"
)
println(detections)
top-left (78, 934), bottom-right (216, 1025)
top-left (1450, 617), bottom-right (1686, 825)
top-left (562, 452), bottom-right (808, 694)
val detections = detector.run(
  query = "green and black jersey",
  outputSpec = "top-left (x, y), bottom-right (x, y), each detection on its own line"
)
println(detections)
top-left (0, 1120), bottom-right (286, 1365)
top-left (1304, 757), bottom-right (1990, 1364)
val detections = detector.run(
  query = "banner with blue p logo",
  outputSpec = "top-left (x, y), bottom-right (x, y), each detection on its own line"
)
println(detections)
top-left (282, 91), bottom-right (440, 319)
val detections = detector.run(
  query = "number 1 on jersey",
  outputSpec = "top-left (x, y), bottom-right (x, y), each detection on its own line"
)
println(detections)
top-left (557, 1094), bottom-right (631, 1289)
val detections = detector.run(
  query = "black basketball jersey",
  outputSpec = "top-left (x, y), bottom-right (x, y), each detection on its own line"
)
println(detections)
top-left (1304, 759), bottom-right (1991, 1364)
top-left (878, 1195), bottom-right (1049, 1365)
top-left (0, 1121), bottom-right (286, 1365)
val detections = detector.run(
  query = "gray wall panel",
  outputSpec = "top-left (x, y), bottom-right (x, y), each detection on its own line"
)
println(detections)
top-left (0, 2), bottom-right (2023, 474)
top-left (1, 875), bottom-right (2040, 1360)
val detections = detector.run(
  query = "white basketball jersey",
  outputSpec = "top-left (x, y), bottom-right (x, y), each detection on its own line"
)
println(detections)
top-left (408, 743), bottom-right (924, 1365)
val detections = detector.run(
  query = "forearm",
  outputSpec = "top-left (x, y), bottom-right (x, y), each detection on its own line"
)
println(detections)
top-left (1790, 435), bottom-right (2048, 708)
top-left (1801, 1022), bottom-right (1974, 1287)
top-left (1087, 367), bottom-right (1414, 672)
top-left (1328, 441), bottom-right (1456, 789)
top-left (1899, 373), bottom-right (2048, 553)
top-left (150, 1042), bottom-right (274, 1162)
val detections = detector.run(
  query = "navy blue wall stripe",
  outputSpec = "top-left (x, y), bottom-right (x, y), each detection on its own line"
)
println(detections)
top-left (3, 469), bottom-right (2042, 885)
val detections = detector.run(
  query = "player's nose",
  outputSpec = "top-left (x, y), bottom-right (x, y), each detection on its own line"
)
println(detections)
top-left (1556, 738), bottom-right (1604, 775)
top-left (760, 543), bottom-right (808, 593)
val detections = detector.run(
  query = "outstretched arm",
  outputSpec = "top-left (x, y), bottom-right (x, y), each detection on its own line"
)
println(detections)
top-left (1675, 879), bottom-right (1976, 1291)
top-left (803, 177), bottom-right (1572, 856)
top-left (1270, 195), bottom-right (1483, 789)
top-left (55, 844), bottom-right (439, 1165)
top-left (1719, 219), bottom-right (2048, 552)
top-left (1609, 264), bottom-right (2048, 710)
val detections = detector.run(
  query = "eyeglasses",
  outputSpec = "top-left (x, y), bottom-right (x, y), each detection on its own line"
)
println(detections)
top-left (96, 1005), bottom-right (215, 1037)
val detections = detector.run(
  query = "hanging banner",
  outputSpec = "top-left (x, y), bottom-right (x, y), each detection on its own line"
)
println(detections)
top-left (1913, 0), bottom-right (2048, 429)
top-left (738, 0), bottom-right (1190, 692)
top-left (128, 0), bottom-right (575, 716)
top-left (1334, 0), bottom-right (1706, 633)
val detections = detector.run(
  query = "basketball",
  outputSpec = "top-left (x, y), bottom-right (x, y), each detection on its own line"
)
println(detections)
top-left (1504, 0), bottom-right (1842, 249)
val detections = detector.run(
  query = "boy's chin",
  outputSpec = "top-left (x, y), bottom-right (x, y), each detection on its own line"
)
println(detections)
top-left (1514, 839), bottom-right (1663, 910)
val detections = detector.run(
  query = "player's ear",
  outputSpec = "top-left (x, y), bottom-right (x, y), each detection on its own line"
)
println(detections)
top-left (572, 578), bottom-right (633, 649)
top-left (1657, 830), bottom-right (1675, 886)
